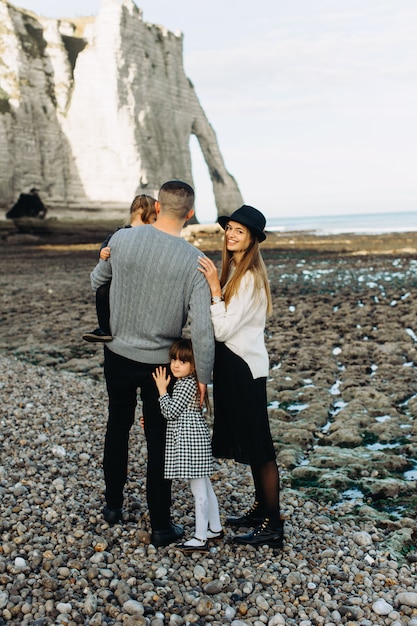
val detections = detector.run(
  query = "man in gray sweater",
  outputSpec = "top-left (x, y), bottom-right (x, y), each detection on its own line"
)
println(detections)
top-left (90, 181), bottom-right (215, 547)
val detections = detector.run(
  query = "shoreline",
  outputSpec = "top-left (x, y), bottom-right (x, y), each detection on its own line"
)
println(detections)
top-left (3, 217), bottom-right (417, 255)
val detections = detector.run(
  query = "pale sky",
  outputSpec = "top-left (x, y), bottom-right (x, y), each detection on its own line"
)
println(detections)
top-left (9, 0), bottom-right (417, 222)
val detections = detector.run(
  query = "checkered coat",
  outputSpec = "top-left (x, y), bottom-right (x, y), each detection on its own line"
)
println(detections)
top-left (159, 375), bottom-right (213, 479)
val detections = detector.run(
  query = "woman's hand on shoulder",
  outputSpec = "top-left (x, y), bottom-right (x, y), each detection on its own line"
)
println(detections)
top-left (198, 256), bottom-right (221, 296)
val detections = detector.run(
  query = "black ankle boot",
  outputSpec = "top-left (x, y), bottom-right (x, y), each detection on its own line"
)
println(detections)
top-left (226, 501), bottom-right (265, 528)
top-left (232, 517), bottom-right (284, 548)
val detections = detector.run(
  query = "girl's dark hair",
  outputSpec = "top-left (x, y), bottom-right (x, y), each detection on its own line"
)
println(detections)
top-left (169, 338), bottom-right (211, 413)
top-left (169, 338), bottom-right (195, 371)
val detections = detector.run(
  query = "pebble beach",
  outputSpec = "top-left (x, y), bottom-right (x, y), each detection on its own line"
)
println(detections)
top-left (2, 225), bottom-right (417, 625)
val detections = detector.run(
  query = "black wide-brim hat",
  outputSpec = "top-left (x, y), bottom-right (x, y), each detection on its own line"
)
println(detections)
top-left (218, 205), bottom-right (267, 242)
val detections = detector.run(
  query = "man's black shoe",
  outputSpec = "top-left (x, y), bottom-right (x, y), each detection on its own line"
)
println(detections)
top-left (151, 522), bottom-right (184, 548)
top-left (226, 501), bottom-right (265, 528)
top-left (233, 517), bottom-right (284, 549)
top-left (103, 506), bottom-right (123, 525)
top-left (83, 328), bottom-right (113, 343)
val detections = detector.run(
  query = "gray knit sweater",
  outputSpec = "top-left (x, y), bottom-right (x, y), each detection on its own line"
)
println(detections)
top-left (90, 225), bottom-right (214, 383)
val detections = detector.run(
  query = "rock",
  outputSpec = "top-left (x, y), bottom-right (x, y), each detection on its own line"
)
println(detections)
top-left (224, 606), bottom-right (237, 619)
top-left (325, 427), bottom-right (363, 447)
top-left (84, 593), bottom-right (98, 616)
top-left (123, 599), bottom-right (145, 615)
top-left (0, 591), bottom-right (9, 609)
top-left (193, 565), bottom-right (206, 580)
top-left (195, 596), bottom-right (214, 616)
top-left (203, 580), bottom-right (224, 595)
top-left (372, 598), bottom-right (393, 615)
top-left (396, 592), bottom-right (417, 608)
top-left (339, 605), bottom-right (365, 620)
top-left (361, 477), bottom-right (414, 499)
top-left (256, 595), bottom-right (270, 611)
top-left (352, 531), bottom-right (373, 547)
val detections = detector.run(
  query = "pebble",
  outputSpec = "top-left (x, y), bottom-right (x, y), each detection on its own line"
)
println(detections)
top-left (56, 602), bottom-right (72, 614)
top-left (1, 354), bottom-right (417, 625)
top-left (193, 564), bottom-right (205, 580)
top-left (396, 592), bottom-right (417, 608)
top-left (352, 530), bottom-right (373, 546)
top-left (373, 598), bottom-right (393, 615)
top-left (0, 592), bottom-right (9, 609)
top-left (84, 593), bottom-right (98, 615)
top-left (123, 599), bottom-right (145, 615)
top-left (195, 596), bottom-right (214, 616)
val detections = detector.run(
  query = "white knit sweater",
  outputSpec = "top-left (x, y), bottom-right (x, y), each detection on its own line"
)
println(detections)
top-left (210, 271), bottom-right (269, 379)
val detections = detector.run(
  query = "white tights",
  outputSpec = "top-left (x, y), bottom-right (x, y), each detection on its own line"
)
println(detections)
top-left (189, 476), bottom-right (221, 541)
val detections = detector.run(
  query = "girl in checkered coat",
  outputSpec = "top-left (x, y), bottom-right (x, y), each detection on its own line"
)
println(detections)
top-left (152, 338), bottom-right (223, 551)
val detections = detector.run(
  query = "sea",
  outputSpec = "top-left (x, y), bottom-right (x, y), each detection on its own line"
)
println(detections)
top-left (265, 210), bottom-right (417, 235)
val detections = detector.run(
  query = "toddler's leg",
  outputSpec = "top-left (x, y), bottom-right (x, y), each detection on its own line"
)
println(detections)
top-left (190, 477), bottom-right (209, 540)
top-left (83, 282), bottom-right (113, 342)
top-left (179, 478), bottom-right (209, 550)
top-left (96, 281), bottom-right (111, 335)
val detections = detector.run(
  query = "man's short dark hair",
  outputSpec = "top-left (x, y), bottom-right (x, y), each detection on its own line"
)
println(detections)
top-left (158, 181), bottom-right (194, 218)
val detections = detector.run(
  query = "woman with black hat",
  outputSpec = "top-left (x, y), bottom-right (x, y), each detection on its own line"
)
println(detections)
top-left (198, 205), bottom-right (283, 548)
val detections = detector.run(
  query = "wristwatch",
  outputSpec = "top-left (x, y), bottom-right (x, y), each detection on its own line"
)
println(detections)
top-left (211, 296), bottom-right (223, 304)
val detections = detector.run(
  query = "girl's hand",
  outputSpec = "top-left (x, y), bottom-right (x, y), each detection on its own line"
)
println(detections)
top-left (100, 246), bottom-right (111, 260)
top-left (152, 366), bottom-right (171, 396)
top-left (198, 256), bottom-right (222, 297)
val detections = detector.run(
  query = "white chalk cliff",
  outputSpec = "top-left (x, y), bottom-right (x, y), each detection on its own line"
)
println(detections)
top-left (0, 0), bottom-right (243, 219)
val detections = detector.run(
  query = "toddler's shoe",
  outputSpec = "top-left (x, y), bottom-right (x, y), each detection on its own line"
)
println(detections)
top-left (83, 328), bottom-right (113, 342)
top-left (207, 528), bottom-right (224, 541)
top-left (178, 537), bottom-right (209, 552)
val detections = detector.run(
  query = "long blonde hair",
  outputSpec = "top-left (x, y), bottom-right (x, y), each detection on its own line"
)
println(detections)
top-left (220, 229), bottom-right (272, 315)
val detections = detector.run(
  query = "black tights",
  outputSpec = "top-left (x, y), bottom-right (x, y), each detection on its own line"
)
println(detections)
top-left (251, 460), bottom-right (280, 519)
top-left (96, 282), bottom-right (111, 334)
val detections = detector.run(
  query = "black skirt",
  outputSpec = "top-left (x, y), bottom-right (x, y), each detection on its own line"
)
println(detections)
top-left (212, 342), bottom-right (276, 465)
